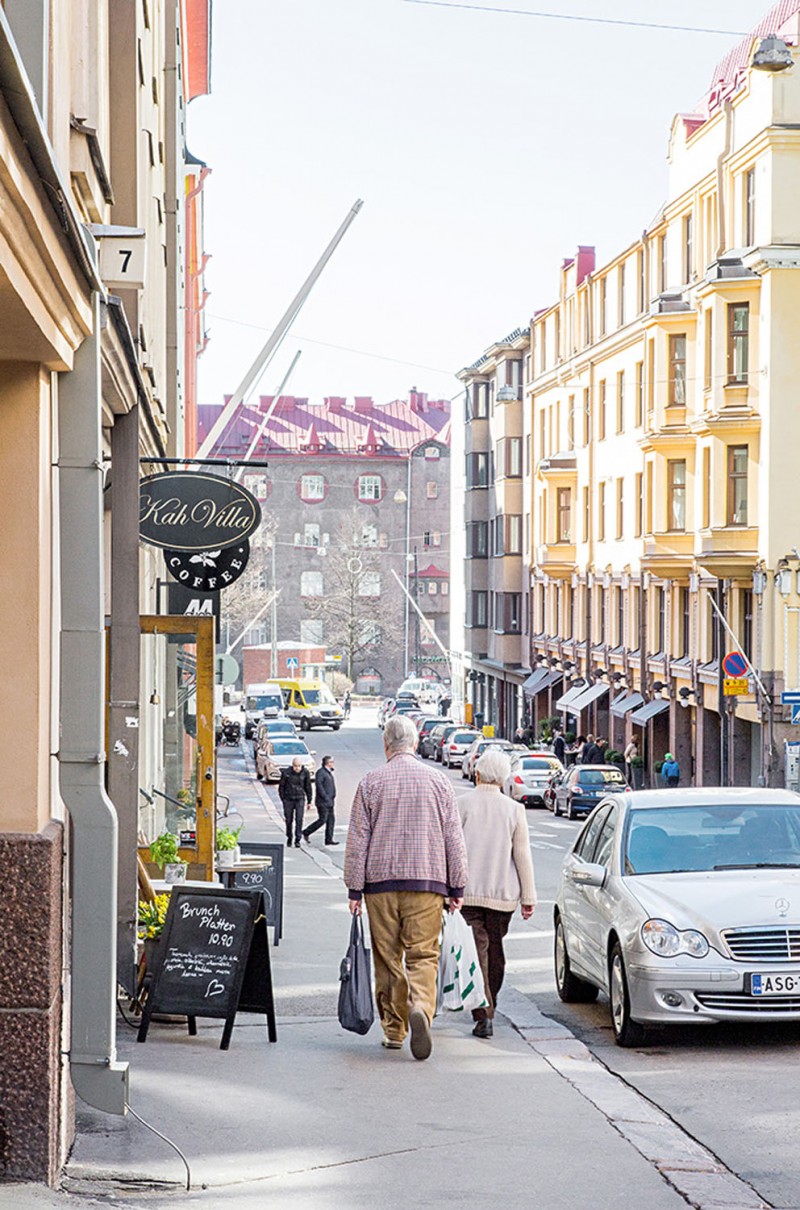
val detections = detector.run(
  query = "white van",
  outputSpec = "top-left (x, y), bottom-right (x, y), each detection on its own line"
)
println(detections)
top-left (243, 681), bottom-right (284, 738)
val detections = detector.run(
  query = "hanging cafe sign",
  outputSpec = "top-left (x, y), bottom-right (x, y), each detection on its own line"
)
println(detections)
top-left (163, 542), bottom-right (251, 592)
top-left (139, 472), bottom-right (262, 553)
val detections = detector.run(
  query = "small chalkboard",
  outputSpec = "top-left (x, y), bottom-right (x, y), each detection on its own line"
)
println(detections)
top-left (137, 885), bottom-right (276, 1049)
top-left (237, 842), bottom-right (284, 944)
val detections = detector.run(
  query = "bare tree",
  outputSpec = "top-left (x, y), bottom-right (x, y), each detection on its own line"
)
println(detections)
top-left (305, 510), bottom-right (401, 680)
top-left (221, 513), bottom-right (279, 663)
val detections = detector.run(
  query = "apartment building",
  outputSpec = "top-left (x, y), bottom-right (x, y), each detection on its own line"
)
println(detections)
top-left (457, 329), bottom-right (530, 736)
top-left (198, 390), bottom-right (451, 693)
top-left (524, 6), bottom-right (800, 787)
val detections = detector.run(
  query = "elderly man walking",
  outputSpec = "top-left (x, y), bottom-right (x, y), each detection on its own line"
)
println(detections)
top-left (345, 714), bottom-right (468, 1060)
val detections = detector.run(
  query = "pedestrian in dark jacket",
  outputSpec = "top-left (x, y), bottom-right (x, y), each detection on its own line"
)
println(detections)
top-left (581, 734), bottom-right (597, 764)
top-left (303, 756), bottom-right (337, 846)
top-left (279, 758), bottom-right (312, 847)
top-left (553, 728), bottom-right (566, 764)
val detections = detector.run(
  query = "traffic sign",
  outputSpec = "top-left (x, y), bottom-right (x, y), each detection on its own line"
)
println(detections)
top-left (722, 651), bottom-right (748, 678)
top-left (286, 656), bottom-right (299, 670)
top-left (724, 677), bottom-right (749, 696)
top-left (782, 691), bottom-right (800, 705)
top-left (793, 705), bottom-right (800, 725)
top-left (215, 653), bottom-right (239, 686)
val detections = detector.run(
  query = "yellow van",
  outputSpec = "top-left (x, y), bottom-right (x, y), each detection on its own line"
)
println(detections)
top-left (277, 679), bottom-right (343, 731)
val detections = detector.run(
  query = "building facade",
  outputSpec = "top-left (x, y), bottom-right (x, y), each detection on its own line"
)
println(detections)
top-left (457, 329), bottom-right (531, 737)
top-left (199, 390), bottom-right (451, 693)
top-left (0, 0), bottom-right (211, 1184)
top-left (452, 4), bottom-right (800, 787)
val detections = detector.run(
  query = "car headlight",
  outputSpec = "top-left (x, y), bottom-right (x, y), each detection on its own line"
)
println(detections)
top-left (641, 919), bottom-right (709, 959)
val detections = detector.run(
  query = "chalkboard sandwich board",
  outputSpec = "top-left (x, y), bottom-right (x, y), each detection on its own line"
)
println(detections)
top-left (137, 885), bottom-right (276, 1049)
top-left (230, 842), bottom-right (285, 944)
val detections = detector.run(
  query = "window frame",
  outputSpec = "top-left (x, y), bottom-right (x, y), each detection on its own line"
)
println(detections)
top-left (668, 333), bottom-right (687, 406)
top-left (299, 473), bottom-right (326, 502)
top-left (667, 459), bottom-right (687, 532)
top-left (727, 302), bottom-right (750, 386)
top-left (357, 474), bottom-right (384, 502)
top-left (727, 444), bottom-right (748, 526)
top-left (556, 488), bottom-right (571, 544)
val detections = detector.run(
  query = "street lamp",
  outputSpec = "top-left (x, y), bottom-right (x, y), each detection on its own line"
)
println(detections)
top-left (752, 34), bottom-right (794, 72)
top-left (394, 474), bottom-right (412, 673)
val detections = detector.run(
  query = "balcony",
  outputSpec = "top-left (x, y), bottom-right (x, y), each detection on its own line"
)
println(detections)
top-left (642, 531), bottom-right (694, 577)
top-left (535, 542), bottom-right (577, 578)
top-left (697, 526), bottom-right (759, 578)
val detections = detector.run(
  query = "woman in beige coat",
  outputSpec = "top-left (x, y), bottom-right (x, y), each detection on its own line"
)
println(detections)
top-left (457, 747), bottom-right (536, 1039)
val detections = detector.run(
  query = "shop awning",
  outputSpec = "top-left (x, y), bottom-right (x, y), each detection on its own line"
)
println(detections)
top-left (555, 682), bottom-right (589, 714)
top-left (522, 668), bottom-right (549, 694)
top-left (630, 699), bottom-right (670, 727)
top-left (568, 682), bottom-right (609, 714)
top-left (539, 670), bottom-right (563, 692)
top-left (610, 691), bottom-right (644, 718)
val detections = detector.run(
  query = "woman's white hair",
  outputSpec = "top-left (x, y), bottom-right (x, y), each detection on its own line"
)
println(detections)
top-left (475, 746), bottom-right (511, 786)
top-left (383, 714), bottom-right (419, 755)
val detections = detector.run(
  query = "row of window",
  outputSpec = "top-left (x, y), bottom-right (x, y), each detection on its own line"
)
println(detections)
top-left (415, 579), bottom-right (449, 597)
top-left (466, 515), bottom-right (524, 558)
top-left (465, 438), bottom-right (523, 489)
top-left (535, 303), bottom-right (750, 462)
top-left (467, 591), bottom-right (522, 634)
top-left (545, 444), bottom-right (749, 545)
top-left (533, 167), bottom-right (757, 371)
top-left (527, 581), bottom-right (754, 665)
top-left (243, 473), bottom-right (442, 505)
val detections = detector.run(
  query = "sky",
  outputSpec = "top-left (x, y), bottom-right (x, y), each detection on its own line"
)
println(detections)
top-left (188, 0), bottom-right (778, 410)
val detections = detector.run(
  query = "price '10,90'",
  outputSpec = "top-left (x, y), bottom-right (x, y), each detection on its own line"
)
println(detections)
top-left (209, 932), bottom-right (234, 948)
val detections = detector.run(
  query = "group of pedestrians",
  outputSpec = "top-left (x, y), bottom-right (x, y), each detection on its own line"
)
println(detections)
top-left (278, 755), bottom-right (339, 847)
top-left (344, 714), bottom-right (535, 1060)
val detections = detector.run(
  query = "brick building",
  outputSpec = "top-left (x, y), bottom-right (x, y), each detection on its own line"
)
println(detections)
top-left (198, 390), bottom-right (451, 694)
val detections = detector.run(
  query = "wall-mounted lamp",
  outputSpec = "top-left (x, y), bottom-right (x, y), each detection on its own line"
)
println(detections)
top-left (777, 566), bottom-right (793, 597)
top-left (752, 569), bottom-right (767, 596)
top-left (678, 686), bottom-right (695, 710)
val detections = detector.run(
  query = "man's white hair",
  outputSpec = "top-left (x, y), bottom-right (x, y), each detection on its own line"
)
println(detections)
top-left (383, 714), bottom-right (418, 755)
top-left (475, 747), bottom-right (511, 786)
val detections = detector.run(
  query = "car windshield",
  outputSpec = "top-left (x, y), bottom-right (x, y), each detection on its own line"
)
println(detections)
top-left (521, 758), bottom-right (561, 771)
top-left (625, 804), bottom-right (800, 875)
top-left (452, 733), bottom-right (476, 743)
top-left (272, 741), bottom-right (308, 756)
top-left (578, 769), bottom-right (625, 785)
top-left (267, 724), bottom-right (294, 734)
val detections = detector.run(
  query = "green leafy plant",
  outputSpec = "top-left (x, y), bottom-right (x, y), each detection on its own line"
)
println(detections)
top-left (654, 760), bottom-right (665, 774)
top-left (538, 715), bottom-right (560, 741)
top-left (605, 749), bottom-right (624, 764)
top-left (564, 732), bottom-right (576, 745)
top-left (149, 832), bottom-right (180, 870)
top-left (216, 826), bottom-right (241, 852)
top-left (630, 755), bottom-right (644, 767)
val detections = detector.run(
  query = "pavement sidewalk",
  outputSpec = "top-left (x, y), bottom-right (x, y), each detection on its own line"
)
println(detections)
top-left (3, 752), bottom-right (770, 1210)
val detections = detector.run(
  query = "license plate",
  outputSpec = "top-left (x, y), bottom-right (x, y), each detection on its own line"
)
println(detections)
top-left (749, 972), bottom-right (800, 996)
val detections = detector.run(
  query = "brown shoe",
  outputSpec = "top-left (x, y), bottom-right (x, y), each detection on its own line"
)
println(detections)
top-left (409, 1007), bottom-right (432, 1061)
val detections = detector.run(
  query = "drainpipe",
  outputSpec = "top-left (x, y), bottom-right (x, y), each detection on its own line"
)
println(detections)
top-left (59, 286), bottom-right (129, 1115)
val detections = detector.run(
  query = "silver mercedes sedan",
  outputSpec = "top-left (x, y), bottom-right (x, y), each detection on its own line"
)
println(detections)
top-left (554, 788), bottom-right (800, 1046)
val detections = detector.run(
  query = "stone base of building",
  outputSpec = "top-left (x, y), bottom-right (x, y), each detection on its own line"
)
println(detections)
top-left (0, 821), bottom-right (70, 1185)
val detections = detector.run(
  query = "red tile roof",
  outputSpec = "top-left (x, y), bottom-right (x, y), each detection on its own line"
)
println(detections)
top-left (700, 1), bottom-right (800, 117)
top-left (415, 563), bottom-right (449, 578)
top-left (198, 392), bottom-right (452, 457)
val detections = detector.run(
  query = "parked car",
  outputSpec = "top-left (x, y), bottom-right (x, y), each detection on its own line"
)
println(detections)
top-left (417, 715), bottom-right (453, 742)
top-left (441, 728), bottom-right (481, 769)
top-left (431, 724), bottom-right (464, 763)
top-left (461, 738), bottom-right (516, 783)
top-left (419, 721), bottom-right (449, 760)
top-left (554, 788), bottom-right (800, 1047)
top-left (505, 753), bottom-right (564, 808)
top-left (553, 765), bottom-right (630, 819)
top-left (253, 716), bottom-right (297, 759)
top-left (255, 737), bottom-right (315, 783)
top-left (544, 768), bottom-right (568, 812)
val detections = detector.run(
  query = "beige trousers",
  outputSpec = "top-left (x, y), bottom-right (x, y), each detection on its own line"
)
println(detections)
top-left (365, 890), bottom-right (443, 1041)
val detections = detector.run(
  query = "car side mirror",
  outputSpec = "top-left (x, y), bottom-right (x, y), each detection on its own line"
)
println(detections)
top-left (570, 862), bottom-right (607, 889)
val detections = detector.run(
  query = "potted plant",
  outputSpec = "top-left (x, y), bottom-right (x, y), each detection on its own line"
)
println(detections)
top-left (629, 754), bottom-right (645, 789)
top-left (149, 832), bottom-right (186, 884)
top-left (138, 894), bottom-right (170, 969)
top-left (216, 825), bottom-right (242, 869)
top-left (605, 749), bottom-right (625, 770)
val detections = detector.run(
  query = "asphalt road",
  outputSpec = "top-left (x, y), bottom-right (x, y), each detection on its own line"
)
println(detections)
top-left (243, 705), bottom-right (800, 1210)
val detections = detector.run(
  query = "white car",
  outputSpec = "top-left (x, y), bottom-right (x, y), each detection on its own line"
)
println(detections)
top-left (253, 717), bottom-right (297, 758)
top-left (504, 753), bottom-right (564, 808)
top-left (554, 788), bottom-right (800, 1047)
top-left (441, 728), bottom-right (481, 769)
top-left (255, 737), bottom-right (315, 783)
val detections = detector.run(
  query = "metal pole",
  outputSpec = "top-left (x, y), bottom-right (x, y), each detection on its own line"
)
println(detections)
top-left (233, 349), bottom-right (302, 482)
top-left (414, 545), bottom-right (420, 673)
top-left (195, 200), bottom-right (364, 460)
top-left (270, 537), bottom-right (278, 679)
top-left (391, 567), bottom-right (450, 664)
top-left (716, 583), bottom-right (728, 786)
top-left (402, 454), bottom-right (411, 675)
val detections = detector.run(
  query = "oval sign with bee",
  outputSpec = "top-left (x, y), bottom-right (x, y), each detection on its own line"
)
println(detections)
top-left (163, 541), bottom-right (250, 592)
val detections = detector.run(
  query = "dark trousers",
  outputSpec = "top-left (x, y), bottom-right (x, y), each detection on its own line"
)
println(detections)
top-left (461, 905), bottom-right (513, 1021)
top-left (304, 801), bottom-right (335, 843)
top-left (283, 800), bottom-right (305, 842)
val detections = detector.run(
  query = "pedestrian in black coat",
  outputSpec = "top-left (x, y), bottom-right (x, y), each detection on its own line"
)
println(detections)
top-left (303, 756), bottom-right (338, 846)
top-left (553, 728), bottom-right (566, 765)
top-left (279, 758), bottom-right (312, 847)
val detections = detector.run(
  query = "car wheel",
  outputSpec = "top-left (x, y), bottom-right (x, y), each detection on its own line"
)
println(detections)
top-left (554, 917), bottom-right (598, 1004)
top-left (609, 943), bottom-right (647, 1048)
top-left (332, 724), bottom-right (341, 731)
top-left (566, 799), bottom-right (576, 821)
top-left (300, 719), bottom-right (310, 732)
top-left (255, 767), bottom-right (263, 781)
top-left (553, 797), bottom-right (561, 816)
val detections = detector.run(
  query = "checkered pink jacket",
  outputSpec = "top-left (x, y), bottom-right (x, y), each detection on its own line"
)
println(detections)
top-left (345, 752), bottom-right (468, 899)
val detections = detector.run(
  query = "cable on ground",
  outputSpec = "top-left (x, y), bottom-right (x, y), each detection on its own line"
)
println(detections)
top-left (125, 1100), bottom-right (193, 1192)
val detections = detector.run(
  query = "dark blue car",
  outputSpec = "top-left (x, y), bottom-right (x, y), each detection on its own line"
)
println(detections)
top-left (554, 765), bottom-right (631, 820)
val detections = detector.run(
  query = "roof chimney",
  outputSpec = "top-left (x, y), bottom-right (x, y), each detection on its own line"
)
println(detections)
top-left (576, 246), bottom-right (596, 285)
top-left (354, 396), bottom-right (373, 415)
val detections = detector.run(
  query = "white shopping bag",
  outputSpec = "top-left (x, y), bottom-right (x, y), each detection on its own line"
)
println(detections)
top-left (438, 910), bottom-right (487, 1013)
